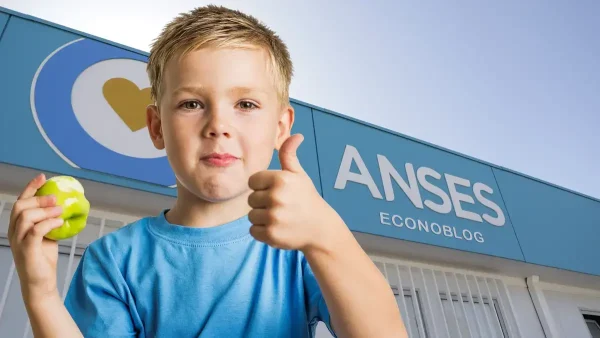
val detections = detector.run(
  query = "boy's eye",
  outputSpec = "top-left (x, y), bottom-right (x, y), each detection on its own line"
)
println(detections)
top-left (182, 101), bottom-right (202, 110)
top-left (239, 101), bottom-right (258, 110)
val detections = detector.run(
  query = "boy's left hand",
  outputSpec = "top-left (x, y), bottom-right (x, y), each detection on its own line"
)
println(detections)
top-left (247, 134), bottom-right (341, 252)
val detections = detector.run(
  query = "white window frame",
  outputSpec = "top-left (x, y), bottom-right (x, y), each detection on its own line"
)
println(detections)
top-left (391, 285), bottom-right (430, 337)
top-left (373, 255), bottom-right (524, 338)
top-left (582, 310), bottom-right (600, 338)
top-left (439, 291), bottom-right (510, 337)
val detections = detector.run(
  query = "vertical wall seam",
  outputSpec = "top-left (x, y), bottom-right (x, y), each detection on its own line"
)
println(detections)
top-left (309, 108), bottom-right (325, 198)
top-left (0, 15), bottom-right (11, 42)
top-left (526, 275), bottom-right (560, 338)
top-left (490, 167), bottom-right (527, 262)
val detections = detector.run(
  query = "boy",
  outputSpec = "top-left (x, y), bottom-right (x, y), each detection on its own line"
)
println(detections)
top-left (8, 5), bottom-right (406, 337)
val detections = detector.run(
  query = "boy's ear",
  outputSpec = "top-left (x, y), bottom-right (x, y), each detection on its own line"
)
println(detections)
top-left (147, 104), bottom-right (165, 150)
top-left (275, 104), bottom-right (295, 151)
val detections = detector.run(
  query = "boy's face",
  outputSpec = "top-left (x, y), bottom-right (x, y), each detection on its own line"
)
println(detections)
top-left (147, 46), bottom-right (293, 203)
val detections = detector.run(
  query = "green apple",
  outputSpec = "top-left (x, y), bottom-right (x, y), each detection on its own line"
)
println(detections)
top-left (34, 175), bottom-right (90, 241)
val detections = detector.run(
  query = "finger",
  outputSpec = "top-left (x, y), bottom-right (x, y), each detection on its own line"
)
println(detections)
top-left (10, 195), bottom-right (57, 227)
top-left (248, 190), bottom-right (276, 209)
top-left (17, 173), bottom-right (46, 200)
top-left (14, 206), bottom-right (63, 242)
top-left (248, 170), bottom-right (277, 191)
top-left (249, 225), bottom-right (269, 243)
top-left (248, 208), bottom-right (272, 226)
top-left (24, 218), bottom-right (64, 244)
top-left (278, 134), bottom-right (304, 173)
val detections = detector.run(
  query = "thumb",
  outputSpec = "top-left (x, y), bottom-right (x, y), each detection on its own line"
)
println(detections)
top-left (278, 134), bottom-right (304, 173)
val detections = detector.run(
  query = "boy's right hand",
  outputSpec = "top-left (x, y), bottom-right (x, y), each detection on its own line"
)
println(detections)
top-left (8, 173), bottom-right (65, 302)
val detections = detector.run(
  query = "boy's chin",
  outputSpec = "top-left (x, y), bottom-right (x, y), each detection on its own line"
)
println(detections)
top-left (175, 174), bottom-right (250, 204)
top-left (199, 190), bottom-right (246, 204)
top-left (187, 182), bottom-right (249, 204)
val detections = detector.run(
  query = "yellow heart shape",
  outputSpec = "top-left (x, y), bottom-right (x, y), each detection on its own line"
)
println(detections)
top-left (102, 78), bottom-right (152, 132)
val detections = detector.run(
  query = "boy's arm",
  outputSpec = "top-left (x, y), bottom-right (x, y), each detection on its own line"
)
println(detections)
top-left (24, 290), bottom-right (83, 338)
top-left (303, 213), bottom-right (408, 338)
top-left (7, 174), bottom-right (83, 338)
top-left (248, 135), bottom-right (407, 337)
top-left (22, 240), bottom-right (137, 338)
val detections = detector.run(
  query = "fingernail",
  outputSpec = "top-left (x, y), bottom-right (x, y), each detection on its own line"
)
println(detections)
top-left (53, 206), bottom-right (63, 213)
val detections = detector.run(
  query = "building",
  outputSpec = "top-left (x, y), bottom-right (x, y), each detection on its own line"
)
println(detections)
top-left (0, 6), bottom-right (598, 338)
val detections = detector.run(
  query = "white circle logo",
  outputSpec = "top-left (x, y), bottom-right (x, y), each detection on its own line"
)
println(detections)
top-left (71, 58), bottom-right (164, 159)
top-left (31, 38), bottom-right (175, 187)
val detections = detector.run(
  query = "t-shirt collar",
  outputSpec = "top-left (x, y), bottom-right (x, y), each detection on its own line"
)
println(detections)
top-left (148, 209), bottom-right (252, 245)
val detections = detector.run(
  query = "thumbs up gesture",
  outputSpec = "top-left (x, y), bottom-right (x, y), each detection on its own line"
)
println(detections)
top-left (247, 134), bottom-right (340, 252)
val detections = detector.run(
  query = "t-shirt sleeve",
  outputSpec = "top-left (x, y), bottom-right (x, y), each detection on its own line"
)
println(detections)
top-left (302, 255), bottom-right (337, 337)
top-left (64, 241), bottom-right (139, 337)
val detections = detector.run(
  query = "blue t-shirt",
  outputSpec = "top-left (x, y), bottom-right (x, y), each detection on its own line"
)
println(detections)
top-left (64, 210), bottom-right (337, 338)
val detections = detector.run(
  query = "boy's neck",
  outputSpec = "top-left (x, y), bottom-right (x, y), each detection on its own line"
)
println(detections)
top-left (165, 186), bottom-right (252, 228)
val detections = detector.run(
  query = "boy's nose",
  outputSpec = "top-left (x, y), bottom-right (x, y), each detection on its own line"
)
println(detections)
top-left (208, 129), bottom-right (231, 138)
top-left (203, 111), bottom-right (232, 138)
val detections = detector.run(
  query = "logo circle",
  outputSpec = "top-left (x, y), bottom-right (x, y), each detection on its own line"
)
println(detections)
top-left (31, 38), bottom-right (175, 187)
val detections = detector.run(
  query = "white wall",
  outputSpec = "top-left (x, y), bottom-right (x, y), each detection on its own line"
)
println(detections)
top-left (2, 191), bottom-right (597, 338)
top-left (0, 244), bottom-right (559, 338)
top-left (315, 283), bottom-right (546, 338)
top-left (0, 246), bottom-right (82, 338)
top-left (506, 284), bottom-right (545, 338)
top-left (543, 286), bottom-right (600, 338)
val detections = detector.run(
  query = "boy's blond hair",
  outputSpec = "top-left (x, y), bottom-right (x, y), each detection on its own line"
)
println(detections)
top-left (147, 5), bottom-right (293, 106)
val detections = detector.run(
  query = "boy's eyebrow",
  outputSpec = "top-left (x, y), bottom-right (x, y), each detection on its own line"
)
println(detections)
top-left (171, 86), bottom-right (206, 97)
top-left (227, 86), bottom-right (268, 97)
top-left (171, 86), bottom-right (268, 98)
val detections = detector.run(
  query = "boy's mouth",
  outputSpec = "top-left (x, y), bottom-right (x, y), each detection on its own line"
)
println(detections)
top-left (201, 153), bottom-right (239, 167)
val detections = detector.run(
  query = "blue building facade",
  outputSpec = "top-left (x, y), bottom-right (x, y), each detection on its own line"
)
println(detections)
top-left (0, 7), bottom-right (599, 338)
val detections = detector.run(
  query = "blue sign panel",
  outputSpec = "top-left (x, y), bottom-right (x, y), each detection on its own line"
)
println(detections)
top-left (0, 17), bottom-right (174, 195)
top-left (313, 109), bottom-right (524, 261)
top-left (31, 38), bottom-right (175, 187)
top-left (493, 168), bottom-right (600, 275)
top-left (0, 17), bottom-right (321, 196)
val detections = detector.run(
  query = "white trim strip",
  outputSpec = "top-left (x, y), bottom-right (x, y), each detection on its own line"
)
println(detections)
top-left (461, 273), bottom-right (484, 337)
top-left (0, 200), bottom-right (12, 322)
top-left (419, 267), bottom-right (439, 338)
top-left (527, 275), bottom-right (560, 338)
top-left (61, 234), bottom-right (78, 301)
top-left (484, 277), bottom-right (502, 337)
top-left (407, 266), bottom-right (427, 338)
top-left (473, 275), bottom-right (496, 338)
top-left (431, 269), bottom-right (452, 337)
top-left (452, 272), bottom-right (475, 338)
top-left (442, 271), bottom-right (464, 338)
top-left (98, 218), bottom-right (106, 238)
top-left (22, 319), bottom-right (30, 338)
top-left (492, 277), bottom-right (516, 337)
top-left (390, 264), bottom-right (413, 336)
top-left (501, 279), bottom-right (523, 338)
top-left (0, 261), bottom-right (15, 322)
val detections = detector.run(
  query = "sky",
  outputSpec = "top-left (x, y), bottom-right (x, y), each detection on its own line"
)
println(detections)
top-left (2, 0), bottom-right (599, 199)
